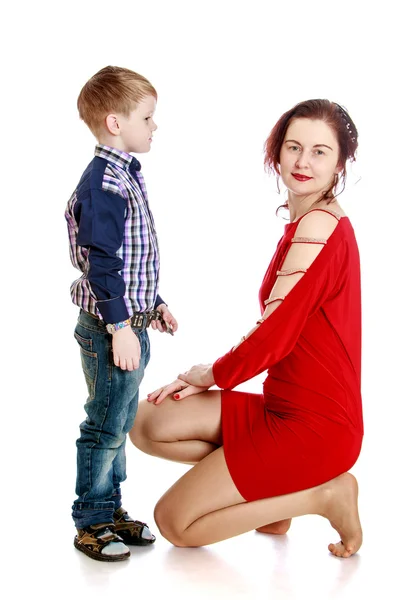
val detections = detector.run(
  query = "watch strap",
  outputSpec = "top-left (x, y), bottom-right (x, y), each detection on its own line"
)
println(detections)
top-left (106, 318), bottom-right (131, 334)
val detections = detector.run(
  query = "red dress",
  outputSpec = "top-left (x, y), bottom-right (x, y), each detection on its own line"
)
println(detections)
top-left (213, 209), bottom-right (363, 502)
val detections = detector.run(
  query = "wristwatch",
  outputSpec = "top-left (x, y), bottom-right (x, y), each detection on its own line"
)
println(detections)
top-left (106, 318), bottom-right (131, 334)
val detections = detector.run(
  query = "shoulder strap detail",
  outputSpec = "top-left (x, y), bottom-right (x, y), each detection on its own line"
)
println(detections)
top-left (291, 237), bottom-right (327, 244)
top-left (277, 268), bottom-right (307, 276)
top-left (264, 296), bottom-right (286, 307)
top-left (294, 207), bottom-right (342, 223)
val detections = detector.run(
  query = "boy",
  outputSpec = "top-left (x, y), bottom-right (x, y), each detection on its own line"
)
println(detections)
top-left (65, 66), bottom-right (178, 562)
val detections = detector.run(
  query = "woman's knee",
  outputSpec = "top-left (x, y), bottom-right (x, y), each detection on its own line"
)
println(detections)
top-left (129, 400), bottom-right (153, 450)
top-left (154, 499), bottom-right (192, 548)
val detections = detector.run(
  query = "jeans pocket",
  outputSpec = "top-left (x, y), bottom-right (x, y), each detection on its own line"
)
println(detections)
top-left (74, 331), bottom-right (98, 401)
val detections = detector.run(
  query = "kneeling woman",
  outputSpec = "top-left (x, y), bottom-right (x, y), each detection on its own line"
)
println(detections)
top-left (130, 99), bottom-right (363, 558)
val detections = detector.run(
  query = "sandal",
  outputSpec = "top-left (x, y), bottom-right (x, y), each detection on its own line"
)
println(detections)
top-left (113, 508), bottom-right (156, 546)
top-left (74, 522), bottom-right (130, 562)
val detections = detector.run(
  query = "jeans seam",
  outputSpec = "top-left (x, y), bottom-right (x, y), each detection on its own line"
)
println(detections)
top-left (107, 335), bottom-right (113, 381)
top-left (87, 375), bottom-right (113, 449)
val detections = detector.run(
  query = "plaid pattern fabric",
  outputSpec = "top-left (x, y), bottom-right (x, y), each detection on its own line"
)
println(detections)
top-left (65, 145), bottom-right (160, 318)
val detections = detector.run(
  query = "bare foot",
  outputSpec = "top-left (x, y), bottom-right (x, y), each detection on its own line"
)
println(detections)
top-left (322, 473), bottom-right (362, 558)
top-left (256, 519), bottom-right (292, 535)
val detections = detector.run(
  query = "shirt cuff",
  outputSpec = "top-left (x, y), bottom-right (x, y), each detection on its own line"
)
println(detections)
top-left (155, 294), bottom-right (167, 308)
top-left (96, 297), bottom-right (130, 324)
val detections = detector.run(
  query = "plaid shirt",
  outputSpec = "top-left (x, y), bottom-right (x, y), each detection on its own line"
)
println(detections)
top-left (65, 144), bottom-right (164, 324)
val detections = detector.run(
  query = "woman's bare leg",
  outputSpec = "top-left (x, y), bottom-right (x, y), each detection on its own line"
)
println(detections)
top-left (256, 519), bottom-right (292, 535)
top-left (152, 446), bottom-right (362, 557)
top-left (130, 390), bottom-right (223, 464)
top-left (130, 391), bottom-right (292, 534)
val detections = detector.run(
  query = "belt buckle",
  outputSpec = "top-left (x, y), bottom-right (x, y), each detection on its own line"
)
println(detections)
top-left (132, 313), bottom-right (145, 328)
top-left (132, 310), bottom-right (162, 329)
top-left (151, 310), bottom-right (161, 322)
top-left (145, 310), bottom-right (158, 326)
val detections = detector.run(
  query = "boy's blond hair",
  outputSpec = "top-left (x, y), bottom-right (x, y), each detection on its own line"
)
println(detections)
top-left (77, 66), bottom-right (157, 136)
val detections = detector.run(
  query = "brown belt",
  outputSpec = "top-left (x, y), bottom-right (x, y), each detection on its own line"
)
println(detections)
top-left (83, 309), bottom-right (162, 329)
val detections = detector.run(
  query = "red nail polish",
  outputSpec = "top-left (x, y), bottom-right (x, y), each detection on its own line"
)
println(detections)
top-left (174, 394), bottom-right (180, 399)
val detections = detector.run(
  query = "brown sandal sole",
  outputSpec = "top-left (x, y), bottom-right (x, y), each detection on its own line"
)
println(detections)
top-left (74, 536), bottom-right (130, 562)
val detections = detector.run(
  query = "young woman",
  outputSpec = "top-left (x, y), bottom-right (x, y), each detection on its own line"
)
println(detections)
top-left (130, 99), bottom-right (363, 559)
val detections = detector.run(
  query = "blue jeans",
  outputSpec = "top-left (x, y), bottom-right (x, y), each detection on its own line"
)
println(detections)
top-left (72, 310), bottom-right (150, 529)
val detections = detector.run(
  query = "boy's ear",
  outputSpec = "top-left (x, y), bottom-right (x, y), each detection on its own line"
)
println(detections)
top-left (105, 114), bottom-right (121, 136)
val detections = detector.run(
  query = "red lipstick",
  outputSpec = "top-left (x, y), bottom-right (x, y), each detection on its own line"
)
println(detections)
top-left (292, 173), bottom-right (312, 182)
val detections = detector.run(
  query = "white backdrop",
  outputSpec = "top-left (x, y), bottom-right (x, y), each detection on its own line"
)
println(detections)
top-left (2, 1), bottom-right (399, 597)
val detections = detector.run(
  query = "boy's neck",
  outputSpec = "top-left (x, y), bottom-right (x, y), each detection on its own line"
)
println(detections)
top-left (96, 134), bottom-right (130, 154)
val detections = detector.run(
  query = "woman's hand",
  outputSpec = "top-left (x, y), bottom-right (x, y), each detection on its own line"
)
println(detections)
top-left (147, 378), bottom-right (208, 406)
top-left (178, 363), bottom-right (215, 388)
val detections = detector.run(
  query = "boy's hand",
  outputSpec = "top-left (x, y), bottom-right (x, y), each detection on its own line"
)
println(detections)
top-left (152, 304), bottom-right (178, 334)
top-left (112, 327), bottom-right (141, 370)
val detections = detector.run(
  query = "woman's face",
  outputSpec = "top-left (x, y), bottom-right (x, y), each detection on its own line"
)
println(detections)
top-left (279, 118), bottom-right (341, 198)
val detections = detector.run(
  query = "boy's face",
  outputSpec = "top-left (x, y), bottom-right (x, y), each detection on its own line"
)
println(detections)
top-left (117, 95), bottom-right (158, 153)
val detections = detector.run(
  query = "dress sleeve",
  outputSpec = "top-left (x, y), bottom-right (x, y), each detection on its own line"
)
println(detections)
top-left (213, 212), bottom-right (344, 390)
